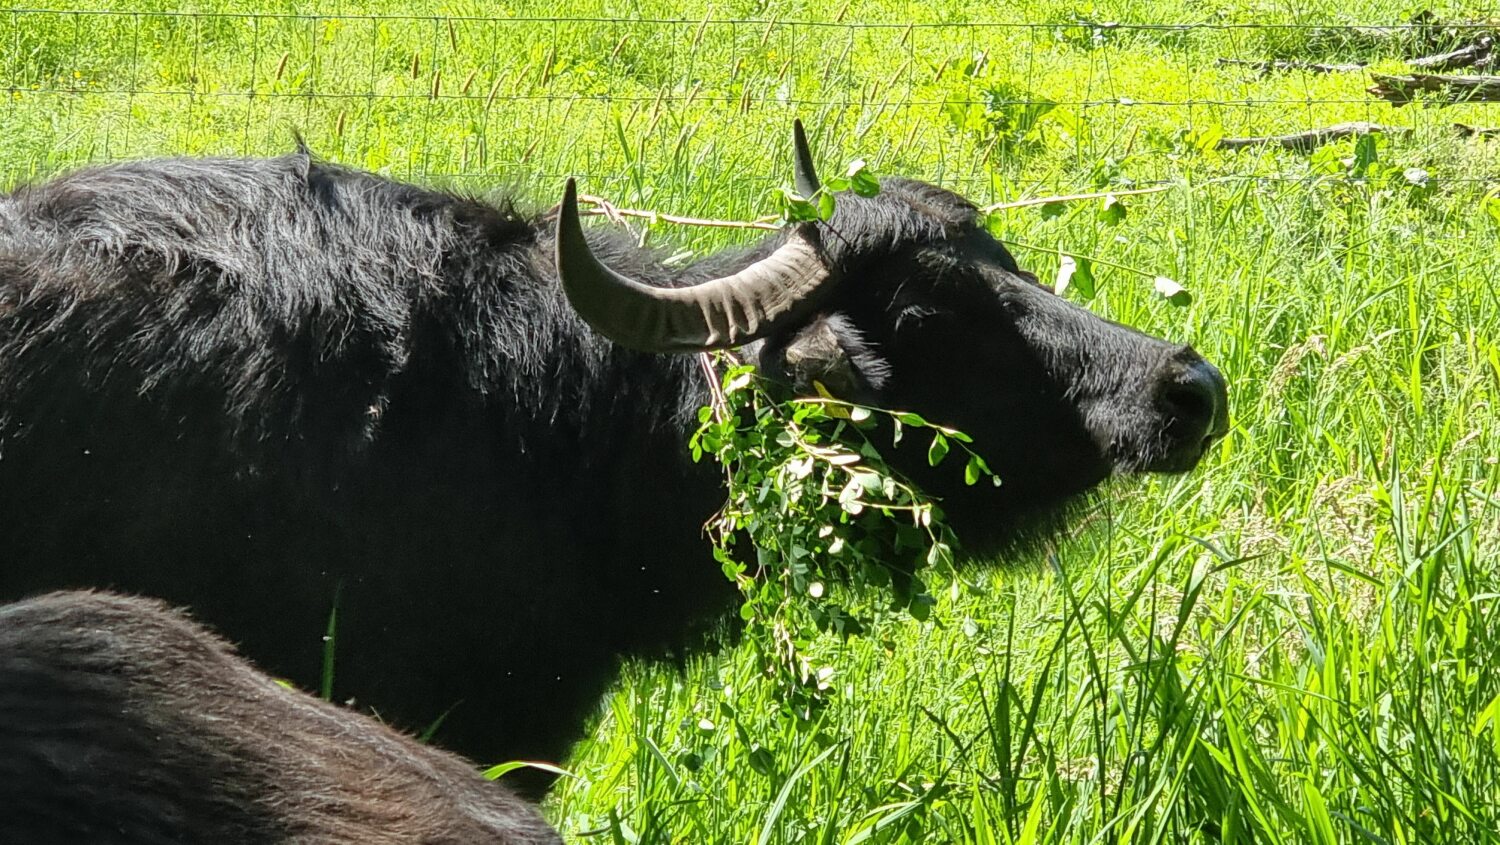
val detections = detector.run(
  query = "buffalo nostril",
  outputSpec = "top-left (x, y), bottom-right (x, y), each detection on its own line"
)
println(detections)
top-left (1162, 382), bottom-right (1212, 427)
top-left (1157, 359), bottom-right (1228, 445)
top-left (1135, 351), bottom-right (1229, 474)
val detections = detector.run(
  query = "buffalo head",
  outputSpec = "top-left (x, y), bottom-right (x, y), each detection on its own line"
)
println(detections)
top-left (554, 122), bottom-right (1228, 557)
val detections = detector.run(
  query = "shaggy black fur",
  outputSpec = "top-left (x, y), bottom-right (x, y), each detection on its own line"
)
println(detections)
top-left (0, 151), bottom-right (1225, 773)
top-left (0, 591), bottom-right (561, 844)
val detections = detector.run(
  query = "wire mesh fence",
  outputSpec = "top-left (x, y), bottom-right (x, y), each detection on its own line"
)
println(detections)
top-left (5, 8), bottom-right (1500, 207)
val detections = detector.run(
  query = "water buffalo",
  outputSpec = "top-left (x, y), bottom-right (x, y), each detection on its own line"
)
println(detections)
top-left (0, 590), bottom-right (561, 844)
top-left (0, 123), bottom-right (1227, 770)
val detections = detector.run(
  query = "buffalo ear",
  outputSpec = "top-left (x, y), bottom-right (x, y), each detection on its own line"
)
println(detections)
top-left (759, 314), bottom-right (889, 402)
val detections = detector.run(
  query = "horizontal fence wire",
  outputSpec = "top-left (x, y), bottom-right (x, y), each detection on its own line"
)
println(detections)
top-left (4, 9), bottom-right (1500, 210)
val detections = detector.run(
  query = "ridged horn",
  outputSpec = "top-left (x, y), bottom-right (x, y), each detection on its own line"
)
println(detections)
top-left (554, 178), bottom-right (837, 353)
top-left (792, 119), bottom-right (821, 198)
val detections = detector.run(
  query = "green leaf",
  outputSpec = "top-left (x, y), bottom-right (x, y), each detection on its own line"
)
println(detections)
top-left (1097, 194), bottom-right (1127, 225)
top-left (854, 470), bottom-right (884, 494)
top-left (778, 188), bottom-right (822, 223)
top-left (964, 454), bottom-right (982, 485)
top-left (969, 452), bottom-right (992, 474)
top-left (482, 760), bottom-right (576, 781)
top-left (1153, 275), bottom-right (1193, 307)
top-left (1352, 132), bottom-right (1379, 178)
top-left (1073, 256), bottom-right (1097, 298)
top-left (1188, 124), bottom-right (1224, 154)
top-left (1482, 189), bottom-right (1500, 226)
top-left (748, 747), bottom-right (777, 776)
top-left (927, 432), bottom-right (949, 466)
top-left (816, 191), bottom-right (837, 221)
top-left (1039, 201), bottom-right (1067, 220)
top-left (847, 159), bottom-right (881, 197)
top-left (1474, 692), bottom-right (1500, 737)
top-left (925, 542), bottom-right (954, 571)
top-left (1057, 254), bottom-right (1096, 300)
top-left (1055, 255), bottom-right (1077, 296)
top-left (724, 367), bottom-right (754, 393)
top-left (908, 593), bottom-right (935, 622)
top-left (1016, 791), bottom-right (1046, 844)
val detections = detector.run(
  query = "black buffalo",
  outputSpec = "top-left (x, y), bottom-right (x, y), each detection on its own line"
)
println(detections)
top-left (0, 123), bottom-right (1227, 770)
top-left (0, 591), bottom-right (561, 844)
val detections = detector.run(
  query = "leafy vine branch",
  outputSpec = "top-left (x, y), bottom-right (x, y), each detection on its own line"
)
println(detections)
top-left (568, 185), bottom-right (1175, 234)
top-left (689, 367), bottom-right (988, 716)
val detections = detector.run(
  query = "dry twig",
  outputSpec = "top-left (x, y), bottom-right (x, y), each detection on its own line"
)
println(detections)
top-left (980, 184), bottom-right (1173, 213)
top-left (576, 194), bottom-right (781, 230)
top-left (1453, 122), bottom-right (1500, 138)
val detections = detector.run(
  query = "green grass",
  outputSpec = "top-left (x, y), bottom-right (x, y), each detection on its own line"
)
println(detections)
top-left (5, 2), bottom-right (1499, 842)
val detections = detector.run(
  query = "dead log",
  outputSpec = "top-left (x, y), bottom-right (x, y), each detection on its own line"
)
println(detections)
top-left (1453, 122), bottom-right (1500, 138)
top-left (1310, 11), bottom-right (1441, 51)
top-left (1310, 12), bottom-right (1498, 56)
top-left (1216, 58), bottom-right (1367, 74)
top-left (1408, 36), bottom-right (1494, 70)
top-left (1369, 72), bottom-right (1500, 104)
top-left (1216, 122), bottom-right (1399, 152)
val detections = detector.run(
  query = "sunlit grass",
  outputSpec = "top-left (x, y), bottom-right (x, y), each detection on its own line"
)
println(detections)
top-left (4, 1), bottom-right (1499, 841)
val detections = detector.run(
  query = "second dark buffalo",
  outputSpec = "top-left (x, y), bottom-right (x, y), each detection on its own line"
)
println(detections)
top-left (0, 591), bottom-right (561, 844)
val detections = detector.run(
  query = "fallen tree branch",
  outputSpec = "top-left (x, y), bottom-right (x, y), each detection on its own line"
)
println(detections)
top-left (1409, 36), bottom-right (1494, 70)
top-left (1216, 122), bottom-right (1399, 152)
top-left (1453, 122), bottom-right (1500, 137)
top-left (980, 184), bottom-right (1173, 213)
top-left (1309, 12), bottom-right (1500, 55)
top-left (1216, 58), bottom-right (1366, 74)
top-left (1369, 72), bottom-right (1500, 104)
top-left (1308, 11), bottom-right (1437, 49)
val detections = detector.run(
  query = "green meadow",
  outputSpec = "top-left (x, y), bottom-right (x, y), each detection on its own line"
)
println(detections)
top-left (4, 1), bottom-right (1499, 841)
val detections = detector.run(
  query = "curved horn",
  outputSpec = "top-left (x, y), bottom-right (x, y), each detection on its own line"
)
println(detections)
top-left (792, 119), bottom-right (822, 198)
top-left (554, 178), bottom-right (838, 353)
